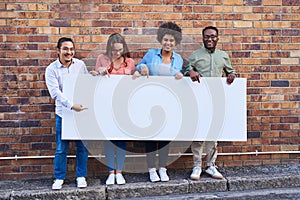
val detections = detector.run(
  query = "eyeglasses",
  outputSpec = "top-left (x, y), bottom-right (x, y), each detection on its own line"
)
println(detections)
top-left (112, 48), bottom-right (123, 53)
top-left (203, 35), bottom-right (218, 40)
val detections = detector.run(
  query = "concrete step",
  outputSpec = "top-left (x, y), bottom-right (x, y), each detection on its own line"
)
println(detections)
top-left (121, 187), bottom-right (300, 200)
top-left (0, 164), bottom-right (299, 200)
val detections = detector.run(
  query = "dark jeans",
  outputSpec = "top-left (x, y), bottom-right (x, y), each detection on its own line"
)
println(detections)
top-left (145, 141), bottom-right (170, 168)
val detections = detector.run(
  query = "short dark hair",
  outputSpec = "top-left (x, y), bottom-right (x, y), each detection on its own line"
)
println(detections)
top-left (57, 37), bottom-right (75, 49)
top-left (202, 26), bottom-right (219, 36)
top-left (157, 22), bottom-right (182, 45)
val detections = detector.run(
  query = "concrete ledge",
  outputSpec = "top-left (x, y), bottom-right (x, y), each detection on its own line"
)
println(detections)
top-left (0, 192), bottom-right (10, 200)
top-left (188, 178), bottom-right (227, 193)
top-left (122, 187), bottom-right (300, 200)
top-left (9, 187), bottom-right (106, 200)
top-left (107, 179), bottom-right (189, 199)
top-left (0, 164), bottom-right (299, 199)
top-left (0, 178), bottom-right (106, 200)
top-left (228, 174), bottom-right (300, 191)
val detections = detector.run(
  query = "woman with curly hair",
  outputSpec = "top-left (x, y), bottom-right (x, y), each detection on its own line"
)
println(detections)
top-left (133, 22), bottom-right (184, 182)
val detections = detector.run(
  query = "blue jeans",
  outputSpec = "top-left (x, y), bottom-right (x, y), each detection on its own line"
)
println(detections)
top-left (54, 115), bottom-right (88, 179)
top-left (104, 141), bottom-right (126, 171)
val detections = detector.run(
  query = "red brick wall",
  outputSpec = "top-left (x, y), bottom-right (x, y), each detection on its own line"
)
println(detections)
top-left (0, 0), bottom-right (299, 180)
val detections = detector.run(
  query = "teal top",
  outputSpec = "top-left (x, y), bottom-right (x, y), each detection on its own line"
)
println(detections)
top-left (184, 47), bottom-right (235, 77)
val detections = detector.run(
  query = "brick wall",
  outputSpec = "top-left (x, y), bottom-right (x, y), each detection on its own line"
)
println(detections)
top-left (0, 0), bottom-right (299, 180)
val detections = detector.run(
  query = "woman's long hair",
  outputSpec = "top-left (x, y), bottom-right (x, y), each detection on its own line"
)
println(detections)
top-left (105, 33), bottom-right (131, 72)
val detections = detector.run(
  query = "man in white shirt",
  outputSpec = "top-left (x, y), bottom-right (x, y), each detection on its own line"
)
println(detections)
top-left (45, 37), bottom-right (89, 190)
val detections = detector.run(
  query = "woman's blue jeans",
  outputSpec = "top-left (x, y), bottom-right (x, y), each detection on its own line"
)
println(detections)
top-left (104, 140), bottom-right (126, 172)
top-left (54, 115), bottom-right (88, 179)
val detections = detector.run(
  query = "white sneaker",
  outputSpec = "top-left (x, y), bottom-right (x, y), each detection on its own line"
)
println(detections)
top-left (190, 166), bottom-right (202, 180)
top-left (116, 173), bottom-right (126, 185)
top-left (205, 166), bottom-right (223, 179)
top-left (76, 177), bottom-right (87, 188)
top-left (158, 167), bottom-right (169, 182)
top-left (149, 168), bottom-right (160, 182)
top-left (52, 179), bottom-right (64, 190)
top-left (106, 174), bottom-right (115, 185)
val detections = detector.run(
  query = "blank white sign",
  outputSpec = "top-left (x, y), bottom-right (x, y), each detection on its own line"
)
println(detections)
top-left (62, 75), bottom-right (247, 141)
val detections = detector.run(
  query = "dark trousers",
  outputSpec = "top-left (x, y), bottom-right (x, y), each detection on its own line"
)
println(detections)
top-left (145, 141), bottom-right (169, 168)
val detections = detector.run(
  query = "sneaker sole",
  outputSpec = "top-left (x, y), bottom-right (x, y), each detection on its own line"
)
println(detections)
top-left (160, 179), bottom-right (169, 182)
top-left (150, 179), bottom-right (160, 182)
top-left (190, 176), bottom-right (200, 181)
top-left (206, 172), bottom-right (223, 179)
top-left (52, 186), bottom-right (62, 190)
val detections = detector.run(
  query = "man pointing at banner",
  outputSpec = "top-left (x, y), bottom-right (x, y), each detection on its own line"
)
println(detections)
top-left (184, 26), bottom-right (236, 180)
top-left (45, 37), bottom-right (89, 190)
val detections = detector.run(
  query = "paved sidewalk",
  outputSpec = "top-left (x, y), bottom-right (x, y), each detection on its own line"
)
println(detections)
top-left (0, 164), bottom-right (300, 200)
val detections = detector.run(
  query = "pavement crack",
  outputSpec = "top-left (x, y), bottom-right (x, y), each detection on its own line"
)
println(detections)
top-left (105, 185), bottom-right (109, 200)
top-left (225, 177), bottom-right (230, 191)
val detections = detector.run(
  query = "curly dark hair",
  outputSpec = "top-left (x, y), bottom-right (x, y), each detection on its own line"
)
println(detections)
top-left (156, 22), bottom-right (182, 45)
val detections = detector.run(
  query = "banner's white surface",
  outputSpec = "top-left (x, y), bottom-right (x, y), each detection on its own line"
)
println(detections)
top-left (62, 75), bottom-right (247, 141)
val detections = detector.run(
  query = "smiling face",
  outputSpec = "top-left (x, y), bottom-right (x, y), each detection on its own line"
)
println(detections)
top-left (111, 43), bottom-right (124, 60)
top-left (161, 34), bottom-right (176, 52)
top-left (57, 41), bottom-right (75, 66)
top-left (203, 28), bottom-right (219, 52)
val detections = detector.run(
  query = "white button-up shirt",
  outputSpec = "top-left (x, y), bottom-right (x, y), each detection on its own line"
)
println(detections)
top-left (45, 58), bottom-right (88, 117)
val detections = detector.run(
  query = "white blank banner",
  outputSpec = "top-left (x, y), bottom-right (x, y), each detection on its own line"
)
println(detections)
top-left (62, 75), bottom-right (247, 141)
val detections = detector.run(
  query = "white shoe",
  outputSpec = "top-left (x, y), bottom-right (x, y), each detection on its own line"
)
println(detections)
top-left (52, 179), bottom-right (64, 190)
top-left (190, 166), bottom-right (202, 180)
top-left (205, 166), bottom-right (223, 179)
top-left (158, 167), bottom-right (169, 182)
top-left (116, 173), bottom-right (126, 185)
top-left (76, 177), bottom-right (87, 188)
top-left (106, 174), bottom-right (115, 185)
top-left (149, 168), bottom-right (160, 182)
